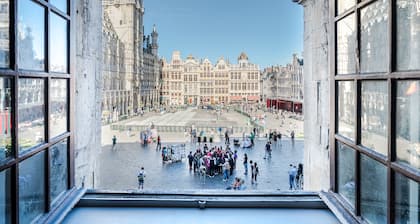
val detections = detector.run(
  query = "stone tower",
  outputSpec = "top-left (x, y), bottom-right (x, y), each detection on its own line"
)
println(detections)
top-left (151, 24), bottom-right (158, 56)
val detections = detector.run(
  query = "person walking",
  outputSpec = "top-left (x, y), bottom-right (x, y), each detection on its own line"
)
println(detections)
top-left (250, 160), bottom-right (255, 184)
top-left (252, 162), bottom-right (259, 184)
top-left (243, 153), bottom-right (248, 175)
top-left (264, 141), bottom-right (271, 159)
top-left (156, 135), bottom-right (161, 150)
top-left (288, 164), bottom-right (297, 190)
top-left (137, 167), bottom-right (146, 189)
top-left (223, 159), bottom-right (230, 181)
top-left (112, 135), bottom-right (117, 150)
top-left (188, 151), bottom-right (194, 170)
top-left (224, 130), bottom-right (230, 145)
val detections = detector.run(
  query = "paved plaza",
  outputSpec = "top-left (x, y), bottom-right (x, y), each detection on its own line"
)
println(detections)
top-left (97, 139), bottom-right (303, 191)
top-left (97, 108), bottom-right (304, 191)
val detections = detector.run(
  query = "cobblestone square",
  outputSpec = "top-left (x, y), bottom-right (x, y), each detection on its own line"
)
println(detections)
top-left (98, 109), bottom-right (304, 191)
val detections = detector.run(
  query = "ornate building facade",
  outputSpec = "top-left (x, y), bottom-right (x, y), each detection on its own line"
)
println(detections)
top-left (229, 53), bottom-right (260, 104)
top-left (161, 51), bottom-right (260, 106)
top-left (262, 54), bottom-right (304, 113)
top-left (141, 25), bottom-right (161, 109)
top-left (102, 13), bottom-right (129, 122)
top-left (102, 0), bottom-right (144, 119)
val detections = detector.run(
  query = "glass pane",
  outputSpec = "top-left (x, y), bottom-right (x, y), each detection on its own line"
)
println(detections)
top-left (18, 79), bottom-right (45, 153)
top-left (51, 79), bottom-right (67, 137)
top-left (19, 151), bottom-right (45, 223)
top-left (397, 0), bottom-right (420, 71)
top-left (0, 169), bottom-right (12, 224)
top-left (50, 0), bottom-right (67, 13)
top-left (337, 0), bottom-right (355, 15)
top-left (18, 0), bottom-right (45, 71)
top-left (338, 81), bottom-right (355, 140)
top-left (337, 14), bottom-right (356, 74)
top-left (337, 142), bottom-right (356, 208)
top-left (396, 80), bottom-right (420, 169)
top-left (0, 77), bottom-right (12, 161)
top-left (361, 81), bottom-right (388, 156)
top-left (50, 139), bottom-right (68, 207)
top-left (0, 0), bottom-right (10, 68)
top-left (395, 172), bottom-right (420, 224)
top-left (360, 0), bottom-right (389, 73)
top-left (361, 154), bottom-right (387, 224)
top-left (50, 13), bottom-right (68, 73)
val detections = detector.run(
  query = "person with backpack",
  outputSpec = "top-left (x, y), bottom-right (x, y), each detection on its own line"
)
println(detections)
top-left (137, 167), bottom-right (146, 189)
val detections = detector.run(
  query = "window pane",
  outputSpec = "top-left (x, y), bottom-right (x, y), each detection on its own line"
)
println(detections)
top-left (337, 142), bottom-right (356, 208)
top-left (51, 79), bottom-right (67, 137)
top-left (0, 168), bottom-right (12, 224)
top-left (337, 0), bottom-right (355, 15)
top-left (0, 77), bottom-right (12, 161)
top-left (50, 139), bottom-right (68, 207)
top-left (361, 154), bottom-right (387, 224)
top-left (337, 14), bottom-right (356, 74)
top-left (338, 81), bottom-right (355, 140)
top-left (50, 13), bottom-right (68, 73)
top-left (18, 79), bottom-right (45, 153)
top-left (0, 0), bottom-right (10, 68)
top-left (361, 81), bottom-right (388, 156)
top-left (395, 172), bottom-right (420, 224)
top-left (19, 151), bottom-right (46, 224)
top-left (396, 80), bottom-right (420, 169)
top-left (50, 0), bottom-right (67, 13)
top-left (18, 0), bottom-right (45, 71)
top-left (360, 0), bottom-right (389, 73)
top-left (397, 0), bottom-right (420, 71)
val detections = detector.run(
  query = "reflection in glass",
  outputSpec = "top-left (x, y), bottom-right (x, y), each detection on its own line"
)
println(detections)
top-left (337, 0), bottom-right (355, 15)
top-left (50, 0), bottom-right (67, 13)
top-left (0, 78), bottom-right (12, 161)
top-left (337, 142), bottom-right (355, 208)
top-left (50, 139), bottom-right (68, 207)
top-left (19, 151), bottom-right (45, 224)
top-left (337, 14), bottom-right (356, 74)
top-left (18, 0), bottom-right (45, 71)
top-left (397, 0), bottom-right (420, 71)
top-left (51, 79), bottom-right (67, 137)
top-left (360, 0), bottom-right (389, 73)
top-left (361, 154), bottom-right (387, 224)
top-left (361, 81), bottom-right (388, 156)
top-left (50, 13), bottom-right (68, 73)
top-left (338, 81), bottom-right (355, 140)
top-left (18, 79), bottom-right (45, 153)
top-left (0, 0), bottom-right (10, 68)
top-left (396, 81), bottom-right (420, 169)
top-left (0, 169), bottom-right (11, 224)
top-left (395, 173), bottom-right (420, 224)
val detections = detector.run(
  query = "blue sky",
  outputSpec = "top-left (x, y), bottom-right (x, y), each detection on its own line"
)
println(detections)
top-left (143, 0), bottom-right (303, 68)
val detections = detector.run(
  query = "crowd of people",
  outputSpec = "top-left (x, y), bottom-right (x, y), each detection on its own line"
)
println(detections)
top-left (187, 144), bottom-right (238, 181)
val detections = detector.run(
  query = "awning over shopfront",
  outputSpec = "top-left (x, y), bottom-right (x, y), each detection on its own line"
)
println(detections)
top-left (230, 96), bottom-right (242, 102)
top-left (247, 95), bottom-right (259, 102)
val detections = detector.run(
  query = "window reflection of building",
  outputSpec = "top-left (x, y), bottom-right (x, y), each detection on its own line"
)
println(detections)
top-left (360, 0), bottom-right (389, 73)
top-left (0, 0), bottom-right (9, 67)
top-left (328, 0), bottom-right (420, 223)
